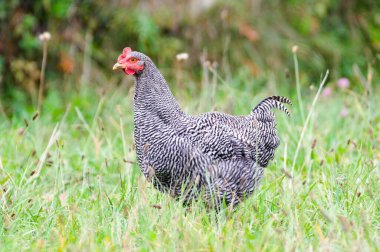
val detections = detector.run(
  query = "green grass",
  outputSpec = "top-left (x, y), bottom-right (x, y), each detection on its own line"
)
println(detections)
top-left (0, 62), bottom-right (379, 251)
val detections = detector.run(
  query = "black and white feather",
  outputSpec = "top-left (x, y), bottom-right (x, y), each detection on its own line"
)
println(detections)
top-left (127, 51), bottom-right (290, 208)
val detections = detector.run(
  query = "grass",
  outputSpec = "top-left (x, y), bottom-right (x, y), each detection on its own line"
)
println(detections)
top-left (0, 56), bottom-right (379, 251)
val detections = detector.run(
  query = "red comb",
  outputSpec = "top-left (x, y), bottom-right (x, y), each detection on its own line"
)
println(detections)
top-left (117, 47), bottom-right (132, 63)
top-left (123, 47), bottom-right (132, 55)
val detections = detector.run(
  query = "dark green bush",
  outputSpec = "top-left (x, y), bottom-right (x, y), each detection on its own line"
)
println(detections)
top-left (0, 0), bottom-right (379, 103)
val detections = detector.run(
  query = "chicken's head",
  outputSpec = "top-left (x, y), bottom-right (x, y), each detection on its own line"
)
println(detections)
top-left (113, 47), bottom-right (145, 75)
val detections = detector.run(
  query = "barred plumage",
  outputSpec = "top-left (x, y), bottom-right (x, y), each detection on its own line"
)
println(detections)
top-left (252, 96), bottom-right (292, 117)
top-left (115, 49), bottom-right (290, 208)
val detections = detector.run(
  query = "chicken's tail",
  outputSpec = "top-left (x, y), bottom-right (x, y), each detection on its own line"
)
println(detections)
top-left (251, 96), bottom-right (292, 117)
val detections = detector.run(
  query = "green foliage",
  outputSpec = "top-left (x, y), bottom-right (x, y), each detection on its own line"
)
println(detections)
top-left (0, 0), bottom-right (379, 104)
top-left (50, 1), bottom-right (71, 19)
top-left (0, 64), bottom-right (379, 250)
top-left (0, 3), bottom-right (379, 249)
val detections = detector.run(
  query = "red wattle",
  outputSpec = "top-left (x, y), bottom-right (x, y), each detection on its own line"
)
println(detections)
top-left (125, 68), bottom-right (136, 75)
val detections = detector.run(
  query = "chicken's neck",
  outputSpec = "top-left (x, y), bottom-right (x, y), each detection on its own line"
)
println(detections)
top-left (134, 62), bottom-right (183, 123)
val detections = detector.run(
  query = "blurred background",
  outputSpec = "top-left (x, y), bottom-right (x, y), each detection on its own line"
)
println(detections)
top-left (1, 2), bottom-right (380, 250)
top-left (0, 0), bottom-right (379, 114)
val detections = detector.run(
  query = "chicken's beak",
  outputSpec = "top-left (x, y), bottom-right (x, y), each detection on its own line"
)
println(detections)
top-left (112, 63), bottom-right (125, 70)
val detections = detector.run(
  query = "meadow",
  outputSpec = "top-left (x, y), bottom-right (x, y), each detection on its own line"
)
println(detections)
top-left (0, 49), bottom-right (379, 251)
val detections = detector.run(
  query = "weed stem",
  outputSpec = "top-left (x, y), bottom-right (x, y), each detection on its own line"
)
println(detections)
top-left (37, 41), bottom-right (48, 112)
top-left (292, 70), bottom-right (329, 172)
top-left (293, 51), bottom-right (305, 121)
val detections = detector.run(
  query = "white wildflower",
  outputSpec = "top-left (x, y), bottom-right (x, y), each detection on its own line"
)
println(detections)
top-left (38, 31), bottom-right (51, 42)
top-left (292, 45), bottom-right (298, 53)
top-left (176, 53), bottom-right (189, 61)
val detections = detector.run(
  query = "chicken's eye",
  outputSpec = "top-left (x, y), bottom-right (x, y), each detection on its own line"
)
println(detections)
top-left (129, 58), bottom-right (138, 63)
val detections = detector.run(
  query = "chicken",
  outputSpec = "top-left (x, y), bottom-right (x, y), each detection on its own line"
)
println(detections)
top-left (113, 47), bottom-right (291, 208)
